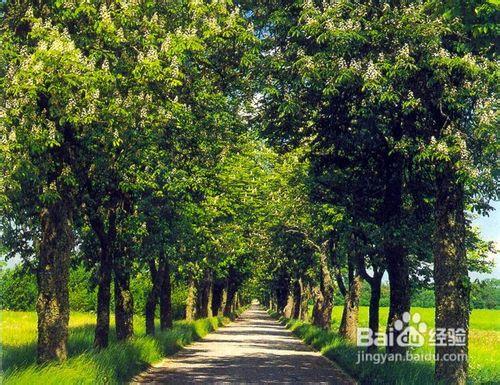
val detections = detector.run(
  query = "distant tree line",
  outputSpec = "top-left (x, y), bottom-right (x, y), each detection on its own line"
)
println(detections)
top-left (0, 263), bottom-right (189, 317)
top-left (3, 264), bottom-right (498, 312)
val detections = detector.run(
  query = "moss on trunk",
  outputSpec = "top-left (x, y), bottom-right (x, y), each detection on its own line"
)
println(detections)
top-left (339, 269), bottom-right (362, 342)
top-left (434, 161), bottom-right (469, 385)
top-left (36, 199), bottom-right (73, 363)
top-left (114, 265), bottom-right (134, 341)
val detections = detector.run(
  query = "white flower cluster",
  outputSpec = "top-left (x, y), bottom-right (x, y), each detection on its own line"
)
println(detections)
top-left (435, 141), bottom-right (448, 154)
top-left (151, 12), bottom-right (159, 25)
top-left (364, 61), bottom-right (380, 81)
top-left (160, 35), bottom-right (172, 54)
top-left (478, 99), bottom-right (497, 126)
top-left (326, 18), bottom-right (360, 32)
top-left (397, 44), bottom-right (411, 60)
top-left (99, 4), bottom-right (112, 25)
top-left (433, 47), bottom-right (451, 59)
top-left (462, 53), bottom-right (477, 67)
top-left (146, 47), bottom-right (159, 61)
top-left (205, 16), bottom-right (221, 34)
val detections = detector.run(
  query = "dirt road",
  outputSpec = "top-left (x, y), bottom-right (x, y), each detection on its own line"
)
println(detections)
top-left (132, 304), bottom-right (356, 384)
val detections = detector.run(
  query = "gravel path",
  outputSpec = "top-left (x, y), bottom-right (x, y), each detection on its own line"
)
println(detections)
top-left (132, 304), bottom-right (356, 384)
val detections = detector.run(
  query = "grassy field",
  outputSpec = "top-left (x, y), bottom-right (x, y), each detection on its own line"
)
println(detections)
top-left (275, 306), bottom-right (499, 385)
top-left (1, 310), bottom-right (240, 385)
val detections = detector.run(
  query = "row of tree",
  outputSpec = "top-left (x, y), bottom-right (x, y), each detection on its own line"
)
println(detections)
top-left (244, 1), bottom-right (498, 385)
top-left (1, 1), bottom-right (497, 385)
top-left (1, 0), bottom-right (261, 362)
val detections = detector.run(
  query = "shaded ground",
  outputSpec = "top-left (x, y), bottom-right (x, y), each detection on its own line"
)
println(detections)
top-left (132, 304), bottom-right (356, 384)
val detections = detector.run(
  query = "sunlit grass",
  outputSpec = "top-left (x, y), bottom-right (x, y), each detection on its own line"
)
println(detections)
top-left (273, 306), bottom-right (500, 385)
top-left (1, 310), bottom-right (242, 385)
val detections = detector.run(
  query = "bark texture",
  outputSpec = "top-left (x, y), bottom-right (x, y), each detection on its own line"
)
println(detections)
top-left (186, 275), bottom-right (197, 321)
top-left (299, 281), bottom-right (311, 321)
top-left (145, 260), bottom-right (160, 335)
top-left (383, 142), bottom-right (410, 354)
top-left (292, 279), bottom-right (301, 319)
top-left (338, 269), bottom-right (362, 342)
top-left (211, 280), bottom-right (225, 316)
top-left (91, 210), bottom-right (116, 349)
top-left (221, 286), bottom-right (228, 314)
top-left (386, 244), bottom-right (410, 354)
top-left (283, 289), bottom-right (295, 318)
top-left (434, 162), bottom-right (469, 385)
top-left (368, 275), bottom-right (382, 352)
top-left (36, 200), bottom-right (73, 363)
top-left (311, 243), bottom-right (334, 329)
top-left (94, 254), bottom-right (112, 348)
top-left (114, 265), bottom-right (134, 341)
top-left (199, 270), bottom-right (213, 318)
top-left (159, 258), bottom-right (172, 330)
top-left (355, 250), bottom-right (384, 352)
top-left (275, 276), bottom-right (289, 314)
top-left (223, 281), bottom-right (237, 317)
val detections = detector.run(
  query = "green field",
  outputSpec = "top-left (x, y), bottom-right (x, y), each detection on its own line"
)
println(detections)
top-left (1, 311), bottom-right (237, 385)
top-left (280, 306), bottom-right (500, 385)
top-left (331, 306), bottom-right (500, 331)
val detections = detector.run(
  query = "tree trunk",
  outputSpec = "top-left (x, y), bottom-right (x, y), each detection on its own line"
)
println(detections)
top-left (311, 287), bottom-right (328, 328)
top-left (368, 275), bottom-right (382, 352)
top-left (91, 209), bottom-right (116, 349)
top-left (434, 162), bottom-right (469, 385)
top-left (275, 276), bottom-right (289, 314)
top-left (299, 281), bottom-right (311, 321)
top-left (283, 288), bottom-right (294, 318)
top-left (386, 245), bottom-right (410, 353)
top-left (339, 268), bottom-right (362, 342)
top-left (36, 200), bottom-right (73, 363)
top-left (231, 292), bottom-right (238, 312)
top-left (199, 270), bottom-right (213, 318)
top-left (207, 281), bottom-right (214, 317)
top-left (292, 279), bottom-right (301, 319)
top-left (185, 275), bottom-right (197, 321)
top-left (114, 265), bottom-right (134, 341)
top-left (223, 283), bottom-right (236, 317)
top-left (269, 295), bottom-right (277, 312)
top-left (212, 280), bottom-right (224, 316)
top-left (145, 288), bottom-right (157, 336)
top-left (220, 285), bottom-right (228, 314)
top-left (94, 252), bottom-right (112, 349)
top-left (159, 258), bottom-right (172, 329)
top-left (311, 242), bottom-right (334, 329)
top-left (383, 143), bottom-right (410, 354)
top-left (145, 261), bottom-right (160, 336)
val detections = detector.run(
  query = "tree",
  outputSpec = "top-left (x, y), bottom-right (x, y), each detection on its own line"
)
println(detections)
top-left (1, 8), bottom-right (101, 361)
top-left (253, 2), bottom-right (497, 382)
top-left (2, 0), bottom-right (258, 353)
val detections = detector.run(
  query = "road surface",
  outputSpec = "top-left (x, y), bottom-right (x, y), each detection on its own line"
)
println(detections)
top-left (132, 304), bottom-right (356, 384)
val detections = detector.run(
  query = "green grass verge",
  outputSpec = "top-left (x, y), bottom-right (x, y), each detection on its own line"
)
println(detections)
top-left (269, 307), bottom-right (499, 385)
top-left (2, 309), bottom-right (245, 385)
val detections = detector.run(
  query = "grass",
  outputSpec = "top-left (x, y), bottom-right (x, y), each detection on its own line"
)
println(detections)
top-left (1, 308), bottom-right (245, 385)
top-left (271, 307), bottom-right (500, 385)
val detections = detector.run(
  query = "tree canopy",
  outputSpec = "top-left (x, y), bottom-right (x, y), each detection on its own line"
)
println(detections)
top-left (0, 1), bottom-right (498, 384)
